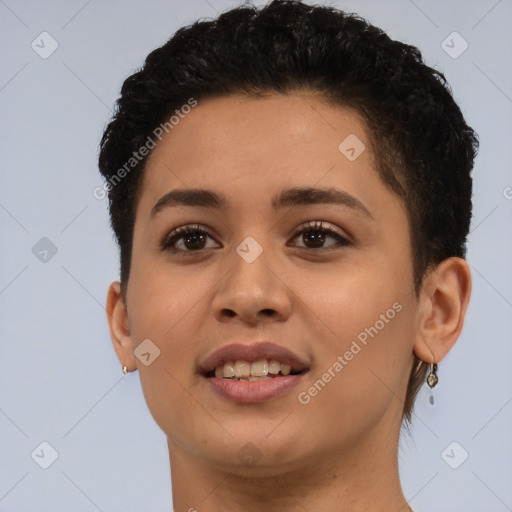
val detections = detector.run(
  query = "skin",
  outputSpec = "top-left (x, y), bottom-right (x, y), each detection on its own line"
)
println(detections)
top-left (106, 93), bottom-right (471, 512)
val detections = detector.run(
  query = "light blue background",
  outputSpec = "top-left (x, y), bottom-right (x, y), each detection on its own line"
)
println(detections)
top-left (1, 1), bottom-right (511, 511)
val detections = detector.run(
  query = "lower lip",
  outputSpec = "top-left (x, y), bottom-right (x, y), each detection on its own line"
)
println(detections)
top-left (204, 375), bottom-right (304, 403)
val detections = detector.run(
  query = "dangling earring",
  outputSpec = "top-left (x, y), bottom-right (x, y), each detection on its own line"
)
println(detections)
top-left (122, 365), bottom-right (128, 375)
top-left (426, 363), bottom-right (438, 388)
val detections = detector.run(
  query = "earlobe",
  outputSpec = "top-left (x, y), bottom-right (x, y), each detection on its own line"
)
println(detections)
top-left (413, 257), bottom-right (472, 365)
top-left (106, 281), bottom-right (137, 371)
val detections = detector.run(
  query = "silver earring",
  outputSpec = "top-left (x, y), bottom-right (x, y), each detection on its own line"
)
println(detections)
top-left (122, 365), bottom-right (128, 375)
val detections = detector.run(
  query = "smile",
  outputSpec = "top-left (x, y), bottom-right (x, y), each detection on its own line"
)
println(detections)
top-left (199, 342), bottom-right (310, 402)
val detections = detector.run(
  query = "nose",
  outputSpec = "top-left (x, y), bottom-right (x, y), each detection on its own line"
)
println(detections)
top-left (211, 244), bottom-right (293, 326)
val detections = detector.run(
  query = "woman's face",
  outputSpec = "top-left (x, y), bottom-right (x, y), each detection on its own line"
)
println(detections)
top-left (122, 93), bottom-right (421, 473)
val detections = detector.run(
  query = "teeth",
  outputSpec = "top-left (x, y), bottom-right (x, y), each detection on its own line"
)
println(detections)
top-left (235, 361), bottom-right (251, 378)
top-left (213, 359), bottom-right (297, 379)
top-left (268, 360), bottom-right (281, 374)
top-left (280, 363), bottom-right (291, 376)
top-left (223, 361), bottom-right (235, 378)
top-left (251, 360), bottom-right (268, 376)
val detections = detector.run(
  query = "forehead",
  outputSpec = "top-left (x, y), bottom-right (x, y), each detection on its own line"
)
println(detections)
top-left (146, 93), bottom-right (369, 169)
top-left (138, 93), bottom-right (389, 215)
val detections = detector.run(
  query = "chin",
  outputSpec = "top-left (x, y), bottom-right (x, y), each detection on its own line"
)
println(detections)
top-left (180, 420), bottom-right (323, 474)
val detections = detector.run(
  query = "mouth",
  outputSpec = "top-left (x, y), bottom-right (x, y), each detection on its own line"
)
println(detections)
top-left (199, 341), bottom-right (310, 403)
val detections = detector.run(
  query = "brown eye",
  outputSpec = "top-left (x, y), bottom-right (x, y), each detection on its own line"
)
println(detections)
top-left (161, 225), bottom-right (220, 253)
top-left (290, 220), bottom-right (352, 250)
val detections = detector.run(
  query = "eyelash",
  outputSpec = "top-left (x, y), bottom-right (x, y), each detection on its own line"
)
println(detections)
top-left (160, 221), bottom-right (352, 255)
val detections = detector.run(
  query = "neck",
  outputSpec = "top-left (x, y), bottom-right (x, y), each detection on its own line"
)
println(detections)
top-left (168, 427), bottom-right (411, 512)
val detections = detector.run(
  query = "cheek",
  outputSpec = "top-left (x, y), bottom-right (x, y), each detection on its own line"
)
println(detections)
top-left (304, 259), bottom-right (399, 343)
top-left (128, 253), bottom-right (211, 342)
top-left (126, 259), bottom-right (219, 432)
top-left (297, 266), bottom-right (416, 431)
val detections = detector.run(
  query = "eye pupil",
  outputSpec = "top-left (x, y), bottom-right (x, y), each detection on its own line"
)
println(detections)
top-left (184, 233), bottom-right (206, 249)
top-left (303, 230), bottom-right (325, 248)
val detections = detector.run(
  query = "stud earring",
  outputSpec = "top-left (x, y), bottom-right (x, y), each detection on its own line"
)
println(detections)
top-left (426, 363), bottom-right (438, 388)
top-left (122, 365), bottom-right (128, 375)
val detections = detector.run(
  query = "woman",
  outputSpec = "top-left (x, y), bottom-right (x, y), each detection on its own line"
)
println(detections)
top-left (99, 1), bottom-right (477, 510)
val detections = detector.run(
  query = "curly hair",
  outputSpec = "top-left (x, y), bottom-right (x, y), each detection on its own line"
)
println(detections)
top-left (98, 0), bottom-right (478, 423)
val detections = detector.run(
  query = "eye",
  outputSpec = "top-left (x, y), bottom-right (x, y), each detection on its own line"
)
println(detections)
top-left (160, 224), bottom-right (220, 253)
top-left (288, 220), bottom-right (352, 251)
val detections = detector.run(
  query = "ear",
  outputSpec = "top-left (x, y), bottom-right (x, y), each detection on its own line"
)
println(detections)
top-left (413, 257), bottom-right (472, 364)
top-left (106, 281), bottom-right (137, 371)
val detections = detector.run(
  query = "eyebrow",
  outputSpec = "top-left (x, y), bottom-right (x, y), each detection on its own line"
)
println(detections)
top-left (150, 186), bottom-right (373, 220)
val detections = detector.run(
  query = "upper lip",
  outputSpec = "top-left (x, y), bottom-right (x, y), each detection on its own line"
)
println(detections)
top-left (199, 341), bottom-right (310, 375)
